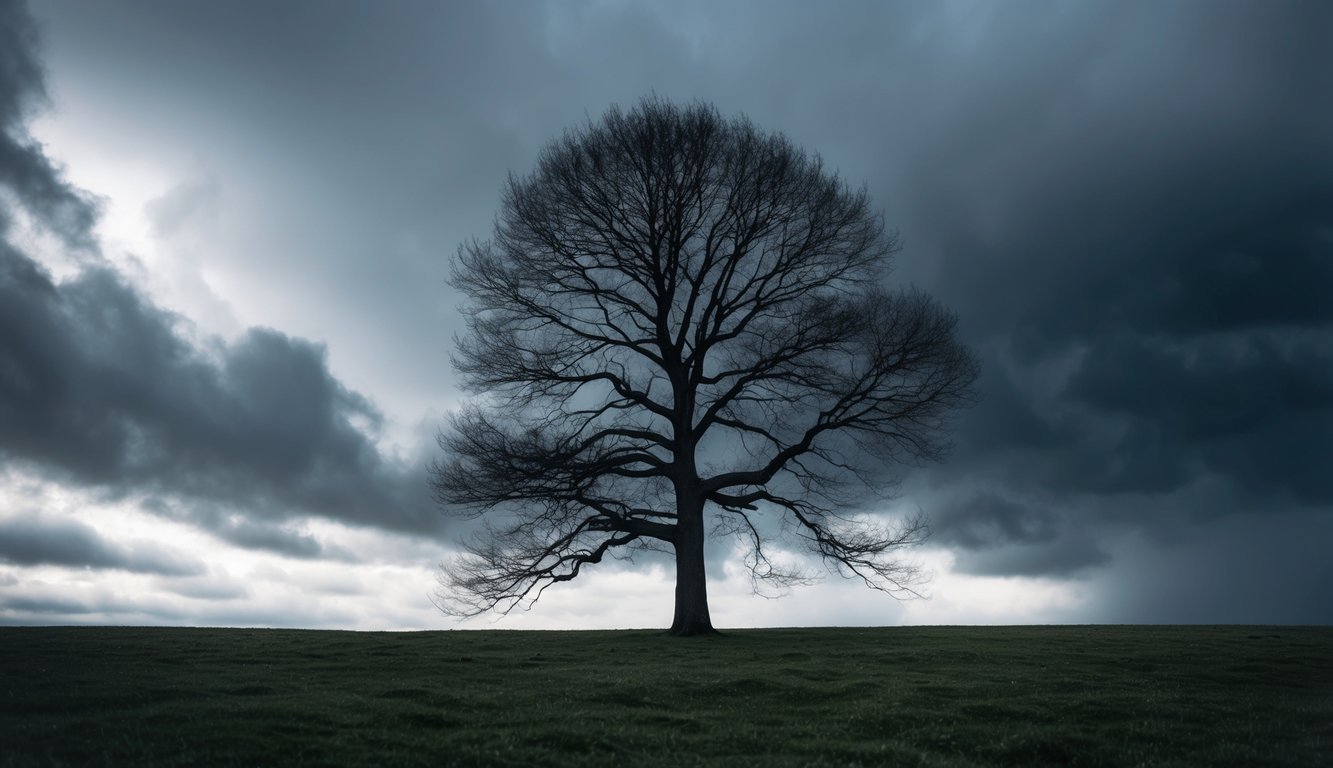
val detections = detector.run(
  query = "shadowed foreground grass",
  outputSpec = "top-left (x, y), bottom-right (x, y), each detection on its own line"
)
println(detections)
top-left (2, 625), bottom-right (1330, 766)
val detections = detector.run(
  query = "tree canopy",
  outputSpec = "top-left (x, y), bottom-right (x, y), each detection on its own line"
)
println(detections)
top-left (433, 97), bottom-right (978, 634)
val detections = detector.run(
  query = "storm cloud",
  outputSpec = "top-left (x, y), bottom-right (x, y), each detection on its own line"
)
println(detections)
top-left (0, 0), bottom-right (438, 555)
top-left (897, 1), bottom-right (1333, 589)
top-left (0, 0), bottom-right (96, 245)
top-left (0, 252), bottom-right (437, 535)
top-left (0, 251), bottom-right (444, 557)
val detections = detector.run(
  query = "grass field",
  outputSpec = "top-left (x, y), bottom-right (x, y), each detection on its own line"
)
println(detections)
top-left (2, 625), bottom-right (1329, 767)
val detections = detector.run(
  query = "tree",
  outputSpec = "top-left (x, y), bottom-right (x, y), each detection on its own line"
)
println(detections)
top-left (432, 98), bottom-right (978, 635)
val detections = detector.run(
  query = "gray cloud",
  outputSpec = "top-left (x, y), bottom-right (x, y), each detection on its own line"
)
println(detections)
top-left (1, 594), bottom-right (95, 615)
top-left (211, 518), bottom-right (359, 562)
top-left (0, 246), bottom-right (440, 535)
top-left (925, 493), bottom-right (1110, 578)
top-left (0, 0), bottom-right (439, 550)
top-left (1090, 510), bottom-right (1333, 624)
top-left (877, 2), bottom-right (1333, 592)
top-left (213, 520), bottom-right (327, 560)
top-left (0, 516), bottom-right (201, 575)
top-left (959, 539), bottom-right (1112, 580)
top-left (936, 494), bottom-right (1061, 551)
top-left (0, 0), bottom-right (97, 245)
top-left (1061, 331), bottom-right (1333, 503)
top-left (164, 577), bottom-right (248, 601)
top-left (0, 587), bottom-right (367, 628)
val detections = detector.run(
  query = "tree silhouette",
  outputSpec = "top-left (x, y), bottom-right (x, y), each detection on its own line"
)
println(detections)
top-left (432, 98), bottom-right (978, 635)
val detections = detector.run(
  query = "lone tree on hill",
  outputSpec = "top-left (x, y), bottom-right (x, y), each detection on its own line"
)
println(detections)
top-left (432, 98), bottom-right (978, 635)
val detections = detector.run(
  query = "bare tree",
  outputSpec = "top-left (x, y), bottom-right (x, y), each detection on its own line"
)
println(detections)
top-left (432, 98), bottom-right (978, 635)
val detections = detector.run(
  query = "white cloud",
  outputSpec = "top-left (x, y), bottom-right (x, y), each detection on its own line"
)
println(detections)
top-left (0, 473), bottom-right (445, 629)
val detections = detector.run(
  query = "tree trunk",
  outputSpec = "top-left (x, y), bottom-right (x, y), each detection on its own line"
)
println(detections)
top-left (669, 500), bottom-right (717, 636)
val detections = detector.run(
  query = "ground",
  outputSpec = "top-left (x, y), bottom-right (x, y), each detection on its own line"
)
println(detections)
top-left (3, 625), bottom-right (1330, 766)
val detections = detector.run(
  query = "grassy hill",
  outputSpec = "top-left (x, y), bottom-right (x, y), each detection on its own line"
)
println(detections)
top-left (3, 625), bottom-right (1329, 766)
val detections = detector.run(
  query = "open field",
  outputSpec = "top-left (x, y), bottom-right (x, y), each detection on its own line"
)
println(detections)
top-left (2, 625), bottom-right (1330, 767)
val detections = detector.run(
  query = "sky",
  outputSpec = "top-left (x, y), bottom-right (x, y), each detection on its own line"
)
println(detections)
top-left (1, 0), bottom-right (1330, 630)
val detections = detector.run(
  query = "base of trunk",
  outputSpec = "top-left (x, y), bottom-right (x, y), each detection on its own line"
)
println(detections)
top-left (667, 619), bottom-right (720, 637)
top-left (670, 496), bottom-right (716, 637)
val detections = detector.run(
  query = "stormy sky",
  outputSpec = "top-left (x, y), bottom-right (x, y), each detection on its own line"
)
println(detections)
top-left (2, 0), bottom-right (1329, 629)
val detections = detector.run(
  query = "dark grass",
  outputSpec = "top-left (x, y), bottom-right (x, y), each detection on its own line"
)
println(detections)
top-left (2, 626), bottom-right (1330, 767)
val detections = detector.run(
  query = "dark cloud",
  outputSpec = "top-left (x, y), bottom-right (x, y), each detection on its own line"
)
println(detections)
top-left (1061, 331), bottom-right (1333, 503)
top-left (0, 0), bottom-right (97, 244)
top-left (211, 518), bottom-right (359, 562)
top-left (888, 2), bottom-right (1333, 598)
top-left (0, 247), bottom-right (439, 535)
top-left (0, 0), bottom-right (438, 548)
top-left (959, 538), bottom-right (1111, 580)
top-left (935, 494), bottom-right (1062, 551)
top-left (1, 594), bottom-right (95, 615)
top-left (1090, 510), bottom-right (1333, 624)
top-left (949, 358), bottom-right (1063, 454)
top-left (927, 493), bottom-right (1110, 577)
top-left (213, 520), bottom-right (326, 560)
top-left (0, 516), bottom-right (201, 575)
top-left (0, 0), bottom-right (43, 125)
